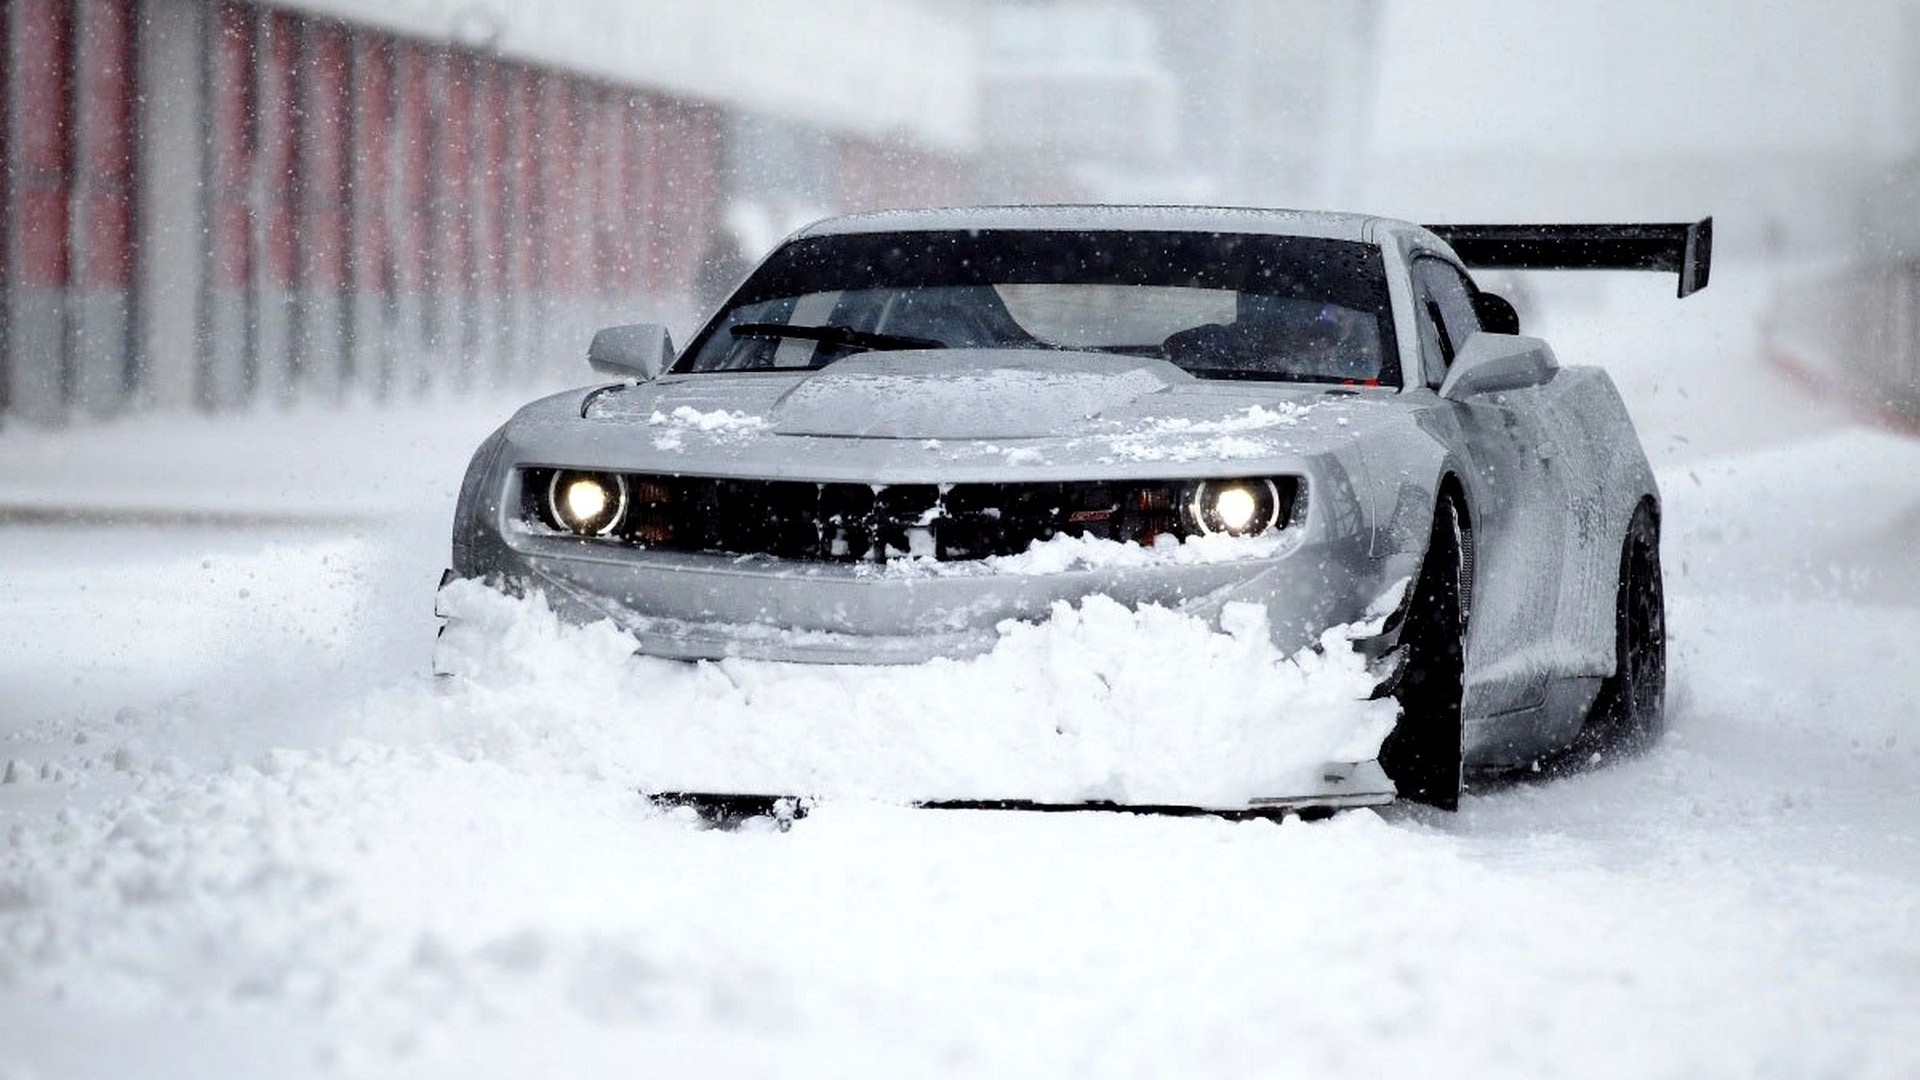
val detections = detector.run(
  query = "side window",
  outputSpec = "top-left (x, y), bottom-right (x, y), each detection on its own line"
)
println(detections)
top-left (1412, 257), bottom-right (1483, 386)
top-left (1412, 282), bottom-right (1449, 388)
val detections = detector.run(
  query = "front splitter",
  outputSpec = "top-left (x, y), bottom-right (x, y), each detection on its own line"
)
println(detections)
top-left (647, 760), bottom-right (1396, 827)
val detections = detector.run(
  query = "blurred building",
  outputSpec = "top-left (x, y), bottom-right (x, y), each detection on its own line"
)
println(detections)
top-left (0, 0), bottom-right (976, 424)
top-left (1354, 0), bottom-right (1912, 259)
top-left (969, 0), bottom-right (1383, 207)
top-left (1152, 0), bottom-right (1382, 208)
top-left (973, 2), bottom-right (1185, 201)
top-left (1762, 3), bottom-right (1920, 430)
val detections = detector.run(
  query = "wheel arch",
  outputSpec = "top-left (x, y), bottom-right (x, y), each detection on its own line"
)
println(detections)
top-left (1628, 492), bottom-right (1661, 542)
top-left (1377, 472), bottom-right (1473, 809)
top-left (1434, 471), bottom-right (1475, 618)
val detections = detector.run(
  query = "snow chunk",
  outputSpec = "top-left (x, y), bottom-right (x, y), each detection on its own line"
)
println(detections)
top-left (648, 405), bottom-right (770, 434)
top-left (984, 528), bottom-right (1297, 575)
top-left (865, 526), bottom-right (1299, 579)
top-left (1108, 403), bottom-right (1312, 462)
top-left (1149, 403), bottom-right (1310, 434)
top-left (646, 406), bottom-right (768, 450)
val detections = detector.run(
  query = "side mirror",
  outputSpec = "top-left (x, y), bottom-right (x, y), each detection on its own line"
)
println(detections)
top-left (1471, 291), bottom-right (1520, 335)
top-left (588, 324), bottom-right (674, 380)
top-left (1439, 331), bottom-right (1557, 401)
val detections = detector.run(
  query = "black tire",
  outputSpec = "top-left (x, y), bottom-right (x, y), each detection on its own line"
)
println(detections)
top-left (1575, 503), bottom-right (1666, 759)
top-left (1378, 497), bottom-right (1469, 811)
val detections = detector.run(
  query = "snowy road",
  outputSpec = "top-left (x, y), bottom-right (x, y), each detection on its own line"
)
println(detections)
top-left (3, 269), bottom-right (1918, 1078)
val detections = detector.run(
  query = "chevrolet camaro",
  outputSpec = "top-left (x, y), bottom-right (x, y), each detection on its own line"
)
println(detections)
top-left (442, 206), bottom-right (1711, 812)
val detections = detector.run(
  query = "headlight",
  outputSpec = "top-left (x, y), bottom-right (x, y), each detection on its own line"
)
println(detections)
top-left (548, 470), bottom-right (628, 536)
top-left (1183, 478), bottom-right (1283, 537)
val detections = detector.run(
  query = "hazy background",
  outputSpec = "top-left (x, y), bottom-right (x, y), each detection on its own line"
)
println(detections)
top-left (4, 0), bottom-right (1917, 423)
top-left (1071, 0), bottom-right (1916, 257)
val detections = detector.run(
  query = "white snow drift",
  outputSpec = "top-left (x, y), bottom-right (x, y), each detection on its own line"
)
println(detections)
top-left (432, 580), bottom-right (1394, 806)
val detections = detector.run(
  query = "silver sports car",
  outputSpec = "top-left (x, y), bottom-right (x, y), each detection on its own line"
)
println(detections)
top-left (444, 206), bottom-right (1711, 812)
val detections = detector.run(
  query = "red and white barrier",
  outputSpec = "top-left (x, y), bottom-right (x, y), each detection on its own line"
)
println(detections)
top-left (0, 0), bottom-right (963, 426)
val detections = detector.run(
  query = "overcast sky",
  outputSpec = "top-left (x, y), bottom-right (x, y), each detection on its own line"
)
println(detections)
top-left (1369, 0), bottom-right (1913, 160)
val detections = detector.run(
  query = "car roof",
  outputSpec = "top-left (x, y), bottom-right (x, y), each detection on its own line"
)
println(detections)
top-left (794, 205), bottom-right (1395, 244)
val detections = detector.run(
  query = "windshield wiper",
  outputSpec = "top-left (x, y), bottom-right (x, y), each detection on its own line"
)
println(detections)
top-left (730, 322), bottom-right (945, 353)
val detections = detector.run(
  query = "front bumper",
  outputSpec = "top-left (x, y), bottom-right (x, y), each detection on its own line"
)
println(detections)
top-left (458, 526), bottom-right (1376, 665)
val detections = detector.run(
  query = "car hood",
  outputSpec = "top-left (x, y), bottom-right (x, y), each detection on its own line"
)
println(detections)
top-left (761, 350), bottom-right (1190, 440)
top-left (520, 348), bottom-right (1411, 484)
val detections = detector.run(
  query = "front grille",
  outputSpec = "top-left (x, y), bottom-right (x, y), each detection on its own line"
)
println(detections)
top-left (521, 469), bottom-right (1299, 563)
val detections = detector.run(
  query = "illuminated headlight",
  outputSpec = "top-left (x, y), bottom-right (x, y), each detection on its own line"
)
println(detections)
top-left (547, 470), bottom-right (628, 536)
top-left (1183, 478), bottom-right (1283, 537)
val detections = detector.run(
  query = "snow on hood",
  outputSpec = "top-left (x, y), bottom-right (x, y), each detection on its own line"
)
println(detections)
top-left (562, 356), bottom-right (1392, 478)
top-left (765, 350), bottom-right (1190, 440)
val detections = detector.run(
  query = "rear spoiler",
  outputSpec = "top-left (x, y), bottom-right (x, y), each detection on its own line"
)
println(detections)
top-left (1424, 217), bottom-right (1713, 298)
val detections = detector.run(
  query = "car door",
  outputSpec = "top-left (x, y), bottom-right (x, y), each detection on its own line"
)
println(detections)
top-left (1412, 254), bottom-right (1567, 719)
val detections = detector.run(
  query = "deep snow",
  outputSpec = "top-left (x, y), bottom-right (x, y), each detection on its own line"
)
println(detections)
top-left (431, 581), bottom-right (1394, 806)
top-left (1, 266), bottom-right (1917, 1078)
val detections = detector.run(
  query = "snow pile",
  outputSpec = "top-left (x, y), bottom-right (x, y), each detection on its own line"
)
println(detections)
top-left (1107, 402), bottom-right (1314, 461)
top-left (1148, 403), bottom-right (1309, 433)
top-left (865, 527), bottom-right (1300, 578)
top-left (429, 580), bottom-right (1395, 807)
top-left (984, 527), bottom-right (1299, 574)
top-left (647, 405), bottom-right (768, 449)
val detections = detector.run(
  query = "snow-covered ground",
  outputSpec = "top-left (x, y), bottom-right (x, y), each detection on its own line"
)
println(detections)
top-left (2, 265), bottom-right (1917, 1078)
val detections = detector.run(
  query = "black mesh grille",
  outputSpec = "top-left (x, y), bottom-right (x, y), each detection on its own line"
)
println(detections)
top-left (522, 470), bottom-right (1298, 563)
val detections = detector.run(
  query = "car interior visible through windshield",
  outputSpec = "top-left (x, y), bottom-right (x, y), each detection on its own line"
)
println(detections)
top-left (675, 229), bottom-right (1401, 385)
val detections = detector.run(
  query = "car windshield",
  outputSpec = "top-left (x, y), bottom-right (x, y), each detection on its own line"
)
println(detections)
top-left (674, 229), bottom-right (1401, 385)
